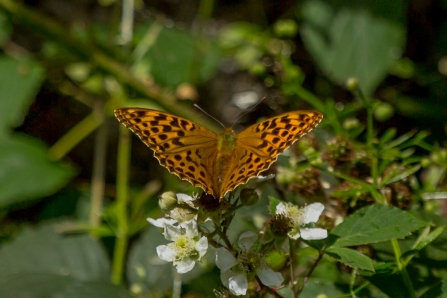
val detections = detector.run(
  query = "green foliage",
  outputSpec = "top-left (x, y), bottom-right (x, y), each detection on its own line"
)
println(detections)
top-left (301, 0), bottom-right (407, 96)
top-left (0, 223), bottom-right (128, 298)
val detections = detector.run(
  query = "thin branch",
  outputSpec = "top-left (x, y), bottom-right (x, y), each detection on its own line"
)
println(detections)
top-left (295, 250), bottom-right (324, 296)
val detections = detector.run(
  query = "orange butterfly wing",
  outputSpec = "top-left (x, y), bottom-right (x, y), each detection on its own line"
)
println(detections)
top-left (217, 111), bottom-right (323, 197)
top-left (114, 108), bottom-right (219, 196)
top-left (115, 108), bottom-right (323, 199)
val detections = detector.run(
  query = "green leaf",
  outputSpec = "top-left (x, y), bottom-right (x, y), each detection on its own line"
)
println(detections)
top-left (0, 135), bottom-right (74, 208)
top-left (379, 128), bottom-right (397, 147)
top-left (365, 270), bottom-right (411, 298)
top-left (301, 0), bottom-right (406, 95)
top-left (401, 226), bottom-right (445, 265)
top-left (329, 204), bottom-right (429, 247)
top-left (0, 274), bottom-right (129, 298)
top-left (0, 222), bottom-right (124, 298)
top-left (268, 196), bottom-right (282, 215)
top-left (0, 57), bottom-right (44, 135)
top-left (380, 164), bottom-right (421, 186)
top-left (0, 12), bottom-right (11, 46)
top-left (420, 278), bottom-right (447, 298)
top-left (127, 227), bottom-right (180, 293)
top-left (325, 247), bottom-right (374, 271)
top-left (145, 27), bottom-right (219, 87)
top-left (294, 279), bottom-right (344, 297)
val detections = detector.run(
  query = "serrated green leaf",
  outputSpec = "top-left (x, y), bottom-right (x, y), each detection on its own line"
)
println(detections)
top-left (0, 135), bottom-right (74, 208)
top-left (329, 204), bottom-right (429, 247)
top-left (301, 0), bottom-right (406, 96)
top-left (420, 278), bottom-right (447, 298)
top-left (325, 247), bottom-right (374, 271)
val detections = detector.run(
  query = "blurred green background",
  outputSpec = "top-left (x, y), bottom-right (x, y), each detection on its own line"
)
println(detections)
top-left (0, 0), bottom-right (446, 297)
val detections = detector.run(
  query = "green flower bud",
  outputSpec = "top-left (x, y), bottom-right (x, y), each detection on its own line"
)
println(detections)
top-left (343, 118), bottom-right (360, 130)
top-left (374, 102), bottom-right (394, 122)
top-left (158, 191), bottom-right (178, 212)
top-left (346, 77), bottom-right (359, 91)
top-left (273, 19), bottom-right (299, 38)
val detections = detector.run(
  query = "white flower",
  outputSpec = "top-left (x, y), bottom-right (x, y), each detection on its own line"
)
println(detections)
top-left (276, 202), bottom-right (327, 240)
top-left (155, 219), bottom-right (208, 273)
top-left (216, 231), bottom-right (284, 296)
top-left (147, 217), bottom-right (177, 228)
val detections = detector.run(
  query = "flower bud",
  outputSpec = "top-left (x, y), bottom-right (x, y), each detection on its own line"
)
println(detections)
top-left (346, 77), bottom-right (359, 91)
top-left (240, 188), bottom-right (259, 206)
top-left (374, 102), bottom-right (394, 122)
top-left (273, 19), bottom-right (299, 38)
top-left (158, 191), bottom-right (178, 212)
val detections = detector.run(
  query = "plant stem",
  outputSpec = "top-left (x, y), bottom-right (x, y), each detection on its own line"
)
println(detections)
top-left (294, 86), bottom-right (326, 113)
top-left (288, 238), bottom-right (297, 298)
top-left (111, 126), bottom-right (131, 284)
top-left (295, 250), bottom-right (324, 296)
top-left (89, 101), bottom-right (108, 227)
top-left (172, 270), bottom-right (182, 298)
top-left (391, 238), bottom-right (417, 298)
top-left (48, 112), bottom-right (102, 160)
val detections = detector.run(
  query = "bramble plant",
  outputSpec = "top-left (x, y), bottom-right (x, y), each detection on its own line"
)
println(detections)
top-left (0, 1), bottom-right (446, 298)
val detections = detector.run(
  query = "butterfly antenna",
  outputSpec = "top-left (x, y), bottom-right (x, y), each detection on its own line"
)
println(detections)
top-left (231, 97), bottom-right (266, 128)
top-left (194, 104), bottom-right (225, 128)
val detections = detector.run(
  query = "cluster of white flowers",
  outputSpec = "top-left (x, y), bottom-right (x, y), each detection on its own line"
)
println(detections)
top-left (148, 192), bottom-right (328, 295)
top-left (148, 217), bottom-right (208, 273)
top-left (148, 193), bottom-right (207, 274)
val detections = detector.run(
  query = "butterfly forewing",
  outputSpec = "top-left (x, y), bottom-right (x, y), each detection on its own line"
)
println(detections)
top-left (114, 108), bottom-right (218, 195)
top-left (219, 111), bottom-right (323, 195)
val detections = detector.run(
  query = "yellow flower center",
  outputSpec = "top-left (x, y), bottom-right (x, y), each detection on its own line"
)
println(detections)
top-left (171, 235), bottom-right (196, 260)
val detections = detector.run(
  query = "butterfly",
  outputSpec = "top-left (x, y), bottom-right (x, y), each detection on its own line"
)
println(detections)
top-left (114, 108), bottom-right (323, 199)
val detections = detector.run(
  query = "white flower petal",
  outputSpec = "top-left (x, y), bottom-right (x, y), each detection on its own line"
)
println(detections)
top-left (163, 222), bottom-right (181, 241)
top-left (303, 203), bottom-right (324, 224)
top-left (256, 268), bottom-right (284, 287)
top-left (176, 193), bottom-right (193, 203)
top-left (300, 228), bottom-right (328, 240)
top-left (196, 236), bottom-right (208, 258)
top-left (256, 174), bottom-right (275, 182)
top-left (216, 247), bottom-right (238, 271)
top-left (221, 270), bottom-right (248, 296)
top-left (176, 258), bottom-right (195, 273)
top-left (156, 245), bottom-right (175, 262)
top-left (147, 217), bottom-right (176, 228)
top-left (179, 219), bottom-right (198, 238)
top-left (238, 231), bottom-right (257, 251)
top-left (275, 202), bottom-right (287, 214)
